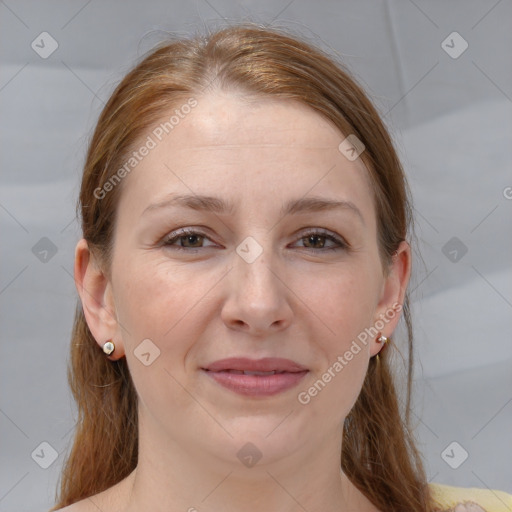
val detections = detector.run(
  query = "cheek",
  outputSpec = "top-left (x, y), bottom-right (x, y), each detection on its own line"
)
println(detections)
top-left (112, 260), bottom-right (206, 416)
top-left (115, 263), bottom-right (168, 337)
top-left (113, 255), bottom-right (225, 365)
top-left (115, 263), bottom-right (192, 343)
top-left (316, 266), bottom-right (380, 343)
top-left (296, 268), bottom-right (378, 417)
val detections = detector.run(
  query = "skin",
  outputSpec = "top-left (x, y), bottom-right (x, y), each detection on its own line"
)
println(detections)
top-left (71, 91), bottom-right (411, 512)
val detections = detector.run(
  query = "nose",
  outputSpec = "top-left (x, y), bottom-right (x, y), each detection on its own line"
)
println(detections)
top-left (220, 239), bottom-right (293, 336)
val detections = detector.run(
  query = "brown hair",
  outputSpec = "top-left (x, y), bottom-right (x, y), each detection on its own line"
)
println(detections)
top-left (51, 23), bottom-right (439, 511)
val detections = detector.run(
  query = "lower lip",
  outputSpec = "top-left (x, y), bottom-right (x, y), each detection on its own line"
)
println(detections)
top-left (203, 370), bottom-right (308, 397)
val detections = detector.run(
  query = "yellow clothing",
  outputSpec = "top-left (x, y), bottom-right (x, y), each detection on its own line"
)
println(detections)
top-left (429, 482), bottom-right (512, 511)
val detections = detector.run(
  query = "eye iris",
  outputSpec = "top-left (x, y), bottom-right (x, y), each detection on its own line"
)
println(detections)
top-left (304, 234), bottom-right (325, 249)
top-left (182, 234), bottom-right (202, 247)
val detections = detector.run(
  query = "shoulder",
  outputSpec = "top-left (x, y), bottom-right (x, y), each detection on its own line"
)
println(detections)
top-left (428, 482), bottom-right (512, 512)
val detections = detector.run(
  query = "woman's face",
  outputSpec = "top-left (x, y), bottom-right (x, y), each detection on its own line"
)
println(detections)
top-left (80, 91), bottom-right (409, 470)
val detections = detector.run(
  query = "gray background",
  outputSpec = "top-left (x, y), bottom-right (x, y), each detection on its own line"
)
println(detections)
top-left (1, 0), bottom-right (511, 510)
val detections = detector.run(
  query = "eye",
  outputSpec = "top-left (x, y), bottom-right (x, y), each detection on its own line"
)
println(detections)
top-left (293, 229), bottom-right (348, 251)
top-left (161, 227), bottom-right (348, 252)
top-left (162, 228), bottom-right (216, 251)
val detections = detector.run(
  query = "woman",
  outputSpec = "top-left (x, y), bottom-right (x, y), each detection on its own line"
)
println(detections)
top-left (50, 24), bottom-right (512, 512)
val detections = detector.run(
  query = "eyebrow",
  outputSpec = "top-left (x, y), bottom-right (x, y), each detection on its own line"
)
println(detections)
top-left (142, 193), bottom-right (365, 224)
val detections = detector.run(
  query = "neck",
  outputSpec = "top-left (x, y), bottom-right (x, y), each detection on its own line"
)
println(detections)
top-left (112, 412), bottom-right (372, 512)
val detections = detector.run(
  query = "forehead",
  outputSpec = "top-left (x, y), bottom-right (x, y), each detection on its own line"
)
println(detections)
top-left (115, 92), bottom-right (375, 223)
top-left (182, 92), bottom-right (342, 145)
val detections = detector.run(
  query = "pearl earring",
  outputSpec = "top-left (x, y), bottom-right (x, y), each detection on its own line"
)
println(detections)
top-left (377, 334), bottom-right (388, 345)
top-left (102, 340), bottom-right (115, 355)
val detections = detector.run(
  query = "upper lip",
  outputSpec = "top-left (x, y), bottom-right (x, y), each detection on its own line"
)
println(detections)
top-left (202, 357), bottom-right (308, 373)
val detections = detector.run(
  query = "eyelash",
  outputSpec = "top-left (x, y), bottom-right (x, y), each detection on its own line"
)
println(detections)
top-left (161, 228), bottom-right (348, 253)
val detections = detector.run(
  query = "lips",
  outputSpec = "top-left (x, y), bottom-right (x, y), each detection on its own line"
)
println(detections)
top-left (216, 369), bottom-right (285, 376)
top-left (202, 357), bottom-right (308, 373)
top-left (201, 357), bottom-right (309, 397)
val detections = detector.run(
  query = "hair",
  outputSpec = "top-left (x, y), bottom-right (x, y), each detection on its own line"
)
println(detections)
top-left (51, 23), bottom-right (442, 512)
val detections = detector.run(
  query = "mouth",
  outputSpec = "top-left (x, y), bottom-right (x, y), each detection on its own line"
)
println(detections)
top-left (202, 356), bottom-right (308, 374)
top-left (206, 369), bottom-right (292, 376)
top-left (202, 368), bottom-right (309, 398)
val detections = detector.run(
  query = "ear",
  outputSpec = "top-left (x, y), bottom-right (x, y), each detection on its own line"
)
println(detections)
top-left (74, 238), bottom-right (125, 360)
top-left (370, 240), bottom-right (411, 357)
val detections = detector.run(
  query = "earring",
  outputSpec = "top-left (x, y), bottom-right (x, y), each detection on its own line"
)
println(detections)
top-left (102, 340), bottom-right (115, 355)
top-left (375, 333), bottom-right (389, 363)
top-left (377, 334), bottom-right (389, 345)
